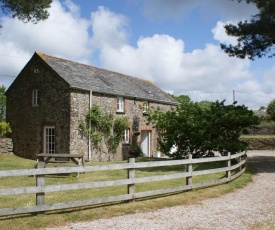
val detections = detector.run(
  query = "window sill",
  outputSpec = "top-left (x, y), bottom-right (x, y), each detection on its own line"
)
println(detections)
top-left (122, 143), bottom-right (130, 146)
top-left (116, 111), bottom-right (125, 115)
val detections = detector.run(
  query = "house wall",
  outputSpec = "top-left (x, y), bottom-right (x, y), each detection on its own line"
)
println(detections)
top-left (6, 56), bottom-right (176, 161)
top-left (70, 90), bottom-right (176, 161)
top-left (69, 89), bottom-right (90, 157)
top-left (6, 58), bottom-right (71, 159)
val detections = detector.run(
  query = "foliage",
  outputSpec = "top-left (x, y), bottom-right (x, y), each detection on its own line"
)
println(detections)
top-left (128, 143), bottom-right (143, 158)
top-left (0, 85), bottom-right (6, 121)
top-left (170, 94), bottom-right (212, 110)
top-left (266, 99), bottom-right (275, 121)
top-left (109, 117), bottom-right (129, 154)
top-left (0, 121), bottom-right (11, 137)
top-left (81, 105), bottom-right (129, 160)
top-left (147, 100), bottom-right (260, 158)
top-left (0, 0), bottom-right (52, 23)
top-left (197, 100), bottom-right (212, 110)
top-left (169, 94), bottom-right (191, 106)
top-left (221, 0), bottom-right (275, 60)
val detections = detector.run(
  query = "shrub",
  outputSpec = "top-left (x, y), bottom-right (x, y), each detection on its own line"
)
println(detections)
top-left (0, 122), bottom-right (12, 137)
top-left (128, 143), bottom-right (143, 158)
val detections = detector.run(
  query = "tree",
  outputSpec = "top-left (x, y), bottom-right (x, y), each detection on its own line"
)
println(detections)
top-left (147, 100), bottom-right (259, 158)
top-left (0, 0), bottom-right (52, 23)
top-left (198, 100), bottom-right (212, 110)
top-left (169, 94), bottom-right (191, 106)
top-left (0, 85), bottom-right (12, 137)
top-left (221, 0), bottom-right (275, 60)
top-left (0, 85), bottom-right (6, 121)
top-left (266, 99), bottom-right (275, 121)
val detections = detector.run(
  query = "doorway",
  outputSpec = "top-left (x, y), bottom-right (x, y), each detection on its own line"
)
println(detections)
top-left (140, 130), bottom-right (150, 157)
top-left (43, 126), bottom-right (55, 154)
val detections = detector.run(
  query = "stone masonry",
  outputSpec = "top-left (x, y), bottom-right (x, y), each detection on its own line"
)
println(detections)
top-left (6, 57), bottom-right (71, 159)
top-left (0, 138), bottom-right (13, 155)
top-left (5, 52), bottom-right (179, 161)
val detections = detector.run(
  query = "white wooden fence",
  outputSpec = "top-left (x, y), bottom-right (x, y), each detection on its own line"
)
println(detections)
top-left (0, 152), bottom-right (247, 216)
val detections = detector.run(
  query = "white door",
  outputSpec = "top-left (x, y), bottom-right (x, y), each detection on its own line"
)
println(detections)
top-left (43, 126), bottom-right (55, 154)
top-left (141, 130), bottom-right (150, 157)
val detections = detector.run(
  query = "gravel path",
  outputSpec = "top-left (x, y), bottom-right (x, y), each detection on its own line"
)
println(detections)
top-left (46, 151), bottom-right (275, 230)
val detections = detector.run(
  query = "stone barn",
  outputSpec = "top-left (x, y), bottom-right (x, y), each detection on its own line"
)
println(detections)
top-left (5, 52), bottom-right (178, 161)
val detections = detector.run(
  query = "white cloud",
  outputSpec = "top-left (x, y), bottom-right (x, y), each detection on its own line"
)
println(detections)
top-left (63, 0), bottom-right (81, 18)
top-left (0, 44), bottom-right (31, 87)
top-left (0, 0), bottom-right (91, 60)
top-left (212, 21), bottom-right (238, 45)
top-left (96, 27), bottom-right (251, 104)
top-left (0, 0), bottom-right (93, 86)
top-left (99, 34), bottom-right (185, 81)
top-left (0, 1), bottom-right (272, 110)
top-left (91, 7), bottom-right (275, 109)
top-left (90, 6), bottom-right (129, 50)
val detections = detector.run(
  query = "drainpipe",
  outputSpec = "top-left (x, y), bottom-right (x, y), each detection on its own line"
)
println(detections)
top-left (88, 90), bottom-right (92, 161)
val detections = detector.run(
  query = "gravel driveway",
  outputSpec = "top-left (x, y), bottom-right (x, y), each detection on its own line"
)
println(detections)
top-left (47, 150), bottom-right (275, 230)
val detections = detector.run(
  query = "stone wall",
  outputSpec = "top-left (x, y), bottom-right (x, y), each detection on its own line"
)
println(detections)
top-left (0, 138), bottom-right (13, 155)
top-left (91, 93), bottom-right (175, 161)
top-left (6, 56), bottom-right (71, 159)
top-left (71, 91), bottom-right (177, 161)
top-left (241, 138), bottom-right (275, 150)
top-left (246, 125), bottom-right (275, 135)
top-left (69, 89), bottom-right (90, 157)
top-left (5, 54), bottom-right (177, 161)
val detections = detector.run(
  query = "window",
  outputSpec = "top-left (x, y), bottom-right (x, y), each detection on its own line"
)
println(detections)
top-left (44, 126), bottom-right (55, 154)
top-left (143, 101), bottom-right (149, 114)
top-left (117, 96), bottom-right (124, 112)
top-left (122, 128), bottom-right (130, 144)
top-left (32, 89), bottom-right (40, 107)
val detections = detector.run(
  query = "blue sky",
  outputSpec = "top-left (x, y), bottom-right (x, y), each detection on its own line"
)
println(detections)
top-left (0, 0), bottom-right (274, 109)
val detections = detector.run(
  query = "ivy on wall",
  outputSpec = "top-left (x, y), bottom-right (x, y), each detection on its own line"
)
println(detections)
top-left (80, 105), bottom-right (129, 160)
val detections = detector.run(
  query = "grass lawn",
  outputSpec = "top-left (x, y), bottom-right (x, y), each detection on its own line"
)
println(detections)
top-left (0, 154), bottom-right (253, 230)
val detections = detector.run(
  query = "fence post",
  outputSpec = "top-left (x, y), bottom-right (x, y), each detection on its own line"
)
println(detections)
top-left (239, 152), bottom-right (243, 171)
top-left (226, 152), bottom-right (231, 181)
top-left (36, 161), bottom-right (45, 208)
top-left (128, 156), bottom-right (135, 202)
top-left (186, 153), bottom-right (192, 187)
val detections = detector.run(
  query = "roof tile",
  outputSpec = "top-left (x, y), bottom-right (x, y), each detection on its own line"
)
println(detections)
top-left (38, 52), bottom-right (178, 105)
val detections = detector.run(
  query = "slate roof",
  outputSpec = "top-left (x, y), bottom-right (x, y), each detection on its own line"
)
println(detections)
top-left (37, 52), bottom-right (179, 105)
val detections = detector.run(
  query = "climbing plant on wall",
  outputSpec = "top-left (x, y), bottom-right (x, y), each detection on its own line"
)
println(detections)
top-left (80, 105), bottom-right (129, 161)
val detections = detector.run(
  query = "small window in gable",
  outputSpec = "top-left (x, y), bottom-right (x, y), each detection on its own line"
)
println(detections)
top-left (117, 96), bottom-right (124, 113)
top-left (122, 128), bottom-right (130, 144)
top-left (32, 89), bottom-right (40, 107)
top-left (143, 101), bottom-right (149, 114)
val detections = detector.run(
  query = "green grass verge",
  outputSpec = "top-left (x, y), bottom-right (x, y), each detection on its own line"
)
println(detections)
top-left (0, 155), bottom-right (253, 230)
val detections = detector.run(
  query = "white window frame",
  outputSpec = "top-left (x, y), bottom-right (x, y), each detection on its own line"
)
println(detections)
top-left (117, 96), bottom-right (124, 112)
top-left (122, 128), bottom-right (130, 144)
top-left (143, 101), bottom-right (149, 113)
top-left (32, 89), bottom-right (40, 107)
top-left (44, 126), bottom-right (55, 154)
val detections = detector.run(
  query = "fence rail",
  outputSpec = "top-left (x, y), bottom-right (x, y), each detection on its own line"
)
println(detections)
top-left (0, 152), bottom-right (247, 216)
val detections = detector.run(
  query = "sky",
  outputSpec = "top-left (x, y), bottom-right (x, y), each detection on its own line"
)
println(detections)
top-left (0, 0), bottom-right (274, 110)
